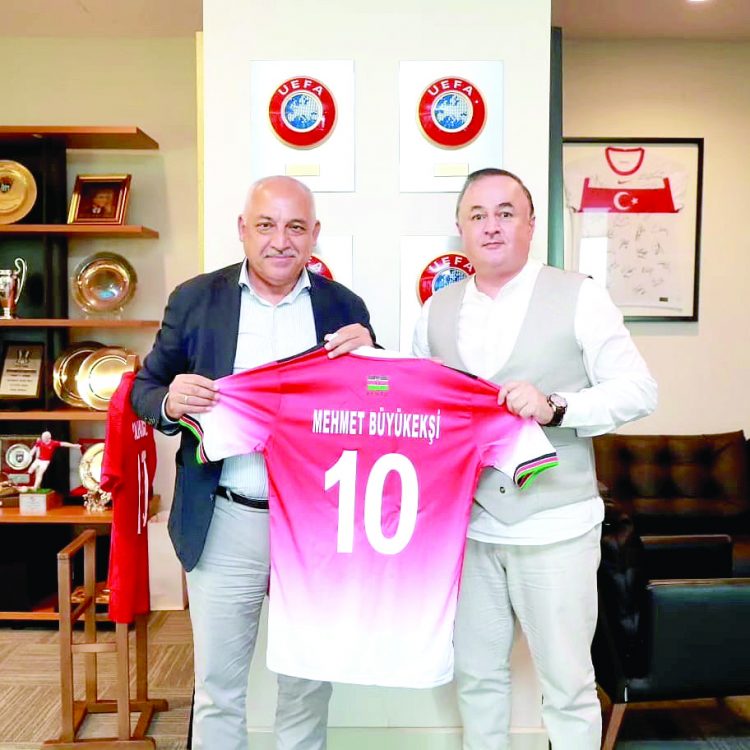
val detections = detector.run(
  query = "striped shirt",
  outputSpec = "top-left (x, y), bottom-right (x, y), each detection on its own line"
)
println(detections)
top-left (219, 263), bottom-right (317, 498)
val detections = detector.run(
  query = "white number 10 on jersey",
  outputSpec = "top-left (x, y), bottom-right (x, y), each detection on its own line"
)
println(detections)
top-left (325, 449), bottom-right (419, 555)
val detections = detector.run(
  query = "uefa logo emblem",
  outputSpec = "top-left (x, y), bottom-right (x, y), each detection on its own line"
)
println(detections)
top-left (269, 77), bottom-right (337, 149)
top-left (306, 254), bottom-right (334, 280)
top-left (417, 77), bottom-right (486, 149)
top-left (417, 254), bottom-right (475, 303)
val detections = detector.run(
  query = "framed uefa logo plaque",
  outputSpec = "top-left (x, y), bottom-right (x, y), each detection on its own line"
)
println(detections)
top-left (307, 235), bottom-right (353, 291)
top-left (399, 61), bottom-right (503, 192)
top-left (399, 235), bottom-right (467, 352)
top-left (249, 60), bottom-right (354, 192)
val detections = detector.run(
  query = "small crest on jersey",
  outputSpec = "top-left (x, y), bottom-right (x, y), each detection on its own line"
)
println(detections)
top-left (306, 254), bottom-right (334, 280)
top-left (367, 375), bottom-right (389, 393)
top-left (417, 253), bottom-right (475, 304)
top-left (417, 77), bottom-right (486, 149)
top-left (268, 76), bottom-right (337, 149)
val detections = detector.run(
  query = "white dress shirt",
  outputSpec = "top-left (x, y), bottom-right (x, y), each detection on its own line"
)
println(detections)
top-left (218, 263), bottom-right (318, 497)
top-left (163, 262), bottom-right (318, 498)
top-left (412, 259), bottom-right (657, 545)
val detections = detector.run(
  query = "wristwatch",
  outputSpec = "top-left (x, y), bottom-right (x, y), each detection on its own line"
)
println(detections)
top-left (546, 393), bottom-right (567, 427)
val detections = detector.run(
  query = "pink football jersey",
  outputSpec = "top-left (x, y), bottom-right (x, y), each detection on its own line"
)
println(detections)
top-left (182, 347), bottom-right (556, 687)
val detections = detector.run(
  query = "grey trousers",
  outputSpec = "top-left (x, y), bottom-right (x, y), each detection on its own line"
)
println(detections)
top-left (454, 526), bottom-right (602, 750)
top-left (186, 496), bottom-right (332, 750)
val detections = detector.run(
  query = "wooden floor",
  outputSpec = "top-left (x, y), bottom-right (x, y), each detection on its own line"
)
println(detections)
top-left (0, 610), bottom-right (193, 750)
top-left (1, 609), bottom-right (749, 749)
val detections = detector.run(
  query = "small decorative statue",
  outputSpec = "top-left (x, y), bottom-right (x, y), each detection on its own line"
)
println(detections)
top-left (19, 431), bottom-right (81, 492)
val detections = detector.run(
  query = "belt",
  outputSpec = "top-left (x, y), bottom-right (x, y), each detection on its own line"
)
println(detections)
top-left (215, 485), bottom-right (269, 510)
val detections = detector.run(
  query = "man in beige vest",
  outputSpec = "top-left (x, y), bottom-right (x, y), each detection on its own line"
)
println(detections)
top-left (412, 168), bottom-right (657, 749)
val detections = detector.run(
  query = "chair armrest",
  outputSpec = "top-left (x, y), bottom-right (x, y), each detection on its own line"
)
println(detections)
top-left (627, 578), bottom-right (750, 701)
top-left (642, 534), bottom-right (733, 580)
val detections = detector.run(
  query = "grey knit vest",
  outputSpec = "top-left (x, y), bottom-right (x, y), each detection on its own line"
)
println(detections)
top-left (427, 265), bottom-right (598, 523)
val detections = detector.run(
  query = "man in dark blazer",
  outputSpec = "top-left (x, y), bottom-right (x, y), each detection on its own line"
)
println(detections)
top-left (131, 176), bottom-right (375, 750)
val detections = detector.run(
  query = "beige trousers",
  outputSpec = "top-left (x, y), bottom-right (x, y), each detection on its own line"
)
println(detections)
top-left (186, 496), bottom-right (332, 750)
top-left (454, 525), bottom-right (602, 750)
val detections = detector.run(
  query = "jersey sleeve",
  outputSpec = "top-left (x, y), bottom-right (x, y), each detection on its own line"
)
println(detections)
top-left (179, 363), bottom-right (282, 464)
top-left (100, 374), bottom-right (129, 494)
top-left (470, 381), bottom-right (558, 489)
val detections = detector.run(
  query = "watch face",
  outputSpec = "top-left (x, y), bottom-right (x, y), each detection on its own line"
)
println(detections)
top-left (549, 393), bottom-right (567, 409)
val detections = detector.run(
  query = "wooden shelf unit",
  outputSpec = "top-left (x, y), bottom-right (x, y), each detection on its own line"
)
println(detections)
top-left (0, 609), bottom-right (60, 622)
top-left (0, 409), bottom-right (107, 421)
top-left (0, 505), bottom-right (113, 524)
top-left (0, 126), bottom-right (159, 150)
top-left (0, 506), bottom-right (112, 621)
top-left (0, 224), bottom-right (158, 238)
top-left (0, 125), bottom-right (160, 624)
top-left (0, 319), bottom-right (159, 328)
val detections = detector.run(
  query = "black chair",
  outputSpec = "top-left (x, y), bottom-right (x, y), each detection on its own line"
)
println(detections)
top-left (596, 513), bottom-right (750, 748)
top-left (593, 431), bottom-right (750, 576)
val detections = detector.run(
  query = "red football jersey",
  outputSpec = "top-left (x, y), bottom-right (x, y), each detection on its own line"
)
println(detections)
top-left (101, 370), bottom-right (156, 623)
top-left (34, 438), bottom-right (62, 461)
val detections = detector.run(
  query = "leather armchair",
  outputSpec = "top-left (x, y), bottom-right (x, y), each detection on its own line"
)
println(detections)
top-left (594, 431), bottom-right (750, 575)
top-left (596, 513), bottom-right (750, 748)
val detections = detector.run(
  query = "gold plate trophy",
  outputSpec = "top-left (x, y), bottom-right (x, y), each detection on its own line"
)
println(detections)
top-left (79, 442), bottom-right (111, 512)
top-left (0, 160), bottom-right (37, 225)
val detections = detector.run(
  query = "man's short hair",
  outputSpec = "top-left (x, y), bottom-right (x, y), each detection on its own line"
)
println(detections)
top-left (455, 168), bottom-right (535, 220)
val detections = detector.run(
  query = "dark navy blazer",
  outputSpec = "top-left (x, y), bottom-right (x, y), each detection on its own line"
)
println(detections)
top-left (130, 263), bottom-right (376, 571)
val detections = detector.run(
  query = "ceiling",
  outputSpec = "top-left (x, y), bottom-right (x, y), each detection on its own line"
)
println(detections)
top-left (1, 0), bottom-right (749, 40)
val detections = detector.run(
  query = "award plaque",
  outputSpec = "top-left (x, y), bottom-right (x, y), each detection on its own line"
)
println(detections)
top-left (0, 342), bottom-right (44, 399)
top-left (0, 434), bottom-right (37, 485)
top-left (19, 490), bottom-right (63, 514)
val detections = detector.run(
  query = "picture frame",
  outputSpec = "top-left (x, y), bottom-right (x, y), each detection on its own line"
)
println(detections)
top-left (67, 174), bottom-right (131, 224)
top-left (0, 341), bottom-right (44, 399)
top-left (562, 138), bottom-right (703, 322)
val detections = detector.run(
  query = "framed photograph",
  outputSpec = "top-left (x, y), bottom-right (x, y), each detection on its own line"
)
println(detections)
top-left (562, 138), bottom-right (703, 322)
top-left (67, 174), bottom-right (131, 224)
top-left (0, 342), bottom-right (44, 399)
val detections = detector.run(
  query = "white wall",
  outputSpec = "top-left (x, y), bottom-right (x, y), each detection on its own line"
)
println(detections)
top-left (203, 0), bottom-right (552, 351)
top-left (0, 36), bottom-right (198, 502)
top-left (202, 1), bottom-right (552, 744)
top-left (563, 39), bottom-right (750, 437)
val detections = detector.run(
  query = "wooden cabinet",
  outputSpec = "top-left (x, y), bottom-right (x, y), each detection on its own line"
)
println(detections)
top-left (0, 506), bottom-right (112, 621)
top-left (0, 126), bottom-right (160, 619)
